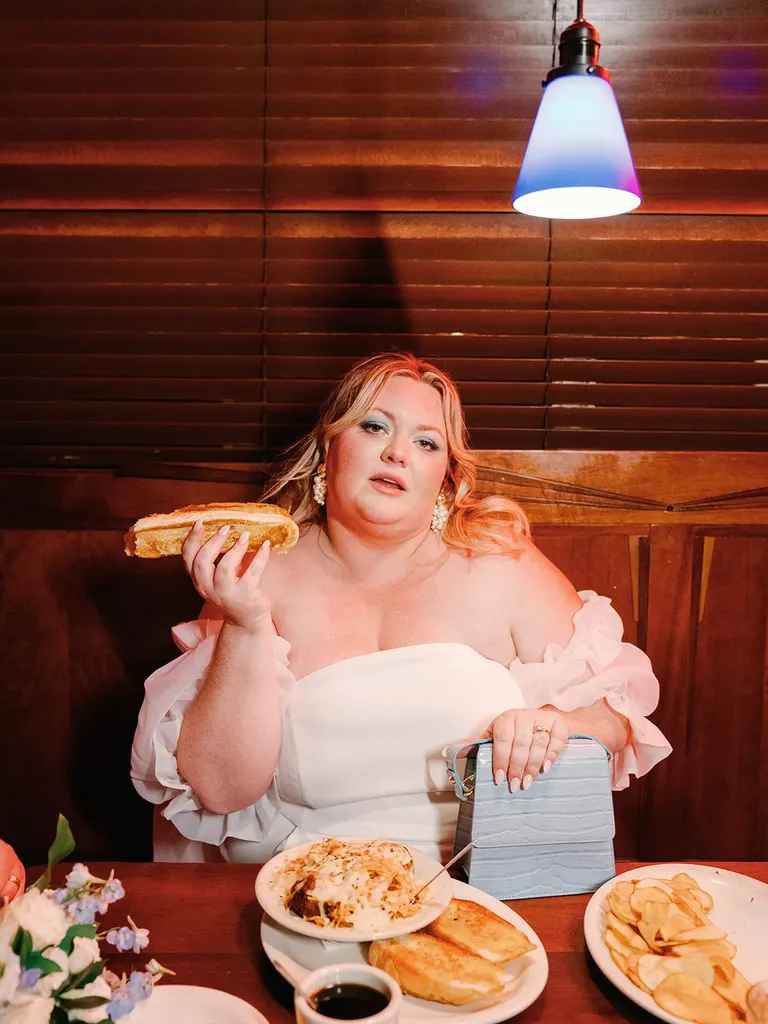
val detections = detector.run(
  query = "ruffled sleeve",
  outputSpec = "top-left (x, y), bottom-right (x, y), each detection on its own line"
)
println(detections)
top-left (130, 617), bottom-right (296, 854)
top-left (509, 590), bottom-right (672, 790)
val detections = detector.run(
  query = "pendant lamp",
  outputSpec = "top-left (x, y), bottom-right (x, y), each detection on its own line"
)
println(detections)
top-left (512, 0), bottom-right (641, 219)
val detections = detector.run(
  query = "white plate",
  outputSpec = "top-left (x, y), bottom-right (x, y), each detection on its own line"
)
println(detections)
top-left (255, 839), bottom-right (453, 942)
top-left (260, 878), bottom-right (548, 1024)
top-left (584, 862), bottom-right (768, 1024)
top-left (128, 984), bottom-right (268, 1024)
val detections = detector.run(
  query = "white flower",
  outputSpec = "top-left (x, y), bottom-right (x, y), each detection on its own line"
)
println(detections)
top-left (30, 944), bottom-right (68, 998)
top-left (6, 890), bottom-right (68, 950)
top-left (0, 905), bottom-right (20, 953)
top-left (0, 948), bottom-right (21, 1003)
top-left (58, 975), bottom-right (111, 1023)
top-left (1, 992), bottom-right (55, 1024)
top-left (67, 936), bottom-right (101, 975)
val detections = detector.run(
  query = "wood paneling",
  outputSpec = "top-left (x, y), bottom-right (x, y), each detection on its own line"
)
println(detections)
top-left (1, 3), bottom-right (265, 210)
top-left (1, 3), bottom-right (767, 462)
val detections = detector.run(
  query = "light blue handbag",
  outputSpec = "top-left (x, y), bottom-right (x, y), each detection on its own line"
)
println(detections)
top-left (445, 735), bottom-right (616, 900)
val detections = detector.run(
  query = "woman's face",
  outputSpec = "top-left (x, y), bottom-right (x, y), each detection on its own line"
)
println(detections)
top-left (325, 375), bottom-right (450, 534)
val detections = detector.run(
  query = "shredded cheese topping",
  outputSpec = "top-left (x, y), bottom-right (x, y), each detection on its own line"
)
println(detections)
top-left (275, 838), bottom-right (422, 931)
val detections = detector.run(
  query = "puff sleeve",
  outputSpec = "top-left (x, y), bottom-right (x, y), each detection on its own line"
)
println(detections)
top-left (130, 618), bottom-right (296, 851)
top-left (510, 590), bottom-right (672, 790)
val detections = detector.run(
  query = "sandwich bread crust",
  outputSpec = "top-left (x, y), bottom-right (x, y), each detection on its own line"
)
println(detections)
top-left (124, 502), bottom-right (299, 558)
top-left (425, 898), bottom-right (536, 964)
top-left (368, 932), bottom-right (507, 1005)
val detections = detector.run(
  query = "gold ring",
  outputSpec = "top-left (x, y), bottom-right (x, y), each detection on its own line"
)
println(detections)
top-left (533, 725), bottom-right (550, 734)
top-left (7, 874), bottom-right (21, 891)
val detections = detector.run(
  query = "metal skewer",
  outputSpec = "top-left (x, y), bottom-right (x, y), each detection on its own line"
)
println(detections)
top-left (411, 840), bottom-right (476, 903)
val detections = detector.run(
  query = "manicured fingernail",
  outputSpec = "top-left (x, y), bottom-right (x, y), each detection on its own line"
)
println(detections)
top-left (494, 769), bottom-right (505, 786)
top-left (508, 777), bottom-right (521, 794)
top-left (218, 524), bottom-right (230, 536)
top-left (542, 760), bottom-right (552, 774)
top-left (238, 530), bottom-right (250, 545)
top-left (193, 519), bottom-right (204, 532)
top-left (262, 539), bottom-right (270, 552)
top-left (522, 774), bottom-right (533, 790)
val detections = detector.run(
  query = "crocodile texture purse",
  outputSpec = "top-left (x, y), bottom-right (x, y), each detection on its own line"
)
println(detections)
top-left (444, 735), bottom-right (616, 900)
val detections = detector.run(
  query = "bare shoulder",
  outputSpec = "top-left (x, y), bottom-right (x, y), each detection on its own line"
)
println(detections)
top-left (489, 538), bottom-right (582, 662)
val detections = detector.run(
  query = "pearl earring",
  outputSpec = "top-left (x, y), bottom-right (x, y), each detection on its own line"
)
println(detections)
top-left (312, 463), bottom-right (327, 506)
top-left (431, 492), bottom-right (449, 533)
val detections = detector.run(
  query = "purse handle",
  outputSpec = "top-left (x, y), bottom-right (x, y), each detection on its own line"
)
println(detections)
top-left (444, 734), bottom-right (612, 801)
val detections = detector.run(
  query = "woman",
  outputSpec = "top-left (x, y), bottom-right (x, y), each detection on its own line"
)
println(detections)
top-left (131, 353), bottom-right (671, 862)
top-left (0, 840), bottom-right (25, 906)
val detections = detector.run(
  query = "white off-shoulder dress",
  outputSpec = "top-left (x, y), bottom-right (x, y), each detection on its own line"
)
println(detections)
top-left (131, 590), bottom-right (672, 863)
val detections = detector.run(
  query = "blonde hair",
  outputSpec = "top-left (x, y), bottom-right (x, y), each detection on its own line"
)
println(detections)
top-left (261, 352), bottom-right (530, 556)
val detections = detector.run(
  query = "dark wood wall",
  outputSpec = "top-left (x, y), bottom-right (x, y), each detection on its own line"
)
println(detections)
top-left (1, 0), bottom-right (766, 468)
top-left (2, 452), bottom-right (767, 865)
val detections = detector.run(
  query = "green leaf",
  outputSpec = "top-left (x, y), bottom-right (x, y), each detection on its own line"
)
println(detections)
top-left (58, 995), bottom-right (110, 1010)
top-left (31, 813), bottom-right (76, 892)
top-left (10, 927), bottom-right (25, 956)
top-left (50, 1006), bottom-right (69, 1024)
top-left (25, 950), bottom-right (64, 977)
top-left (59, 923), bottom-right (97, 955)
top-left (58, 960), bottom-right (106, 994)
top-left (12, 928), bottom-right (33, 964)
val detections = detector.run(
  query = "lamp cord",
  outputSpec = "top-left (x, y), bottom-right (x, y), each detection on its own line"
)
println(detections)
top-left (542, 0), bottom-right (558, 446)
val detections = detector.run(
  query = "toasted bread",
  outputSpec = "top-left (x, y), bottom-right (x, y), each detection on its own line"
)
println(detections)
top-left (426, 898), bottom-right (536, 965)
top-left (368, 932), bottom-right (507, 1005)
top-left (124, 502), bottom-right (298, 558)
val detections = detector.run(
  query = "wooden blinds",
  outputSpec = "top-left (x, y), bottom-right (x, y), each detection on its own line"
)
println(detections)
top-left (0, 0), bottom-right (766, 467)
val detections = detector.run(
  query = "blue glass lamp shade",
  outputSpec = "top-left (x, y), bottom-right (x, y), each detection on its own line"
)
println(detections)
top-left (512, 73), bottom-right (641, 219)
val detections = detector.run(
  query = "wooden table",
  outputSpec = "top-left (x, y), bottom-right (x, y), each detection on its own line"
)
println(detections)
top-left (70, 862), bottom-right (768, 1024)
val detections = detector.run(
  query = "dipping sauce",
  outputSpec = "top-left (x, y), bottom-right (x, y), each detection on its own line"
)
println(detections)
top-left (313, 982), bottom-right (390, 1020)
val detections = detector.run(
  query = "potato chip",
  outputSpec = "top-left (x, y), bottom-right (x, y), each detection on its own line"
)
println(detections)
top-left (606, 912), bottom-right (650, 952)
top-left (608, 889), bottom-right (640, 925)
top-left (659, 914), bottom-right (697, 942)
top-left (631, 886), bottom-right (672, 916)
top-left (669, 940), bottom-right (737, 961)
top-left (669, 873), bottom-right (700, 891)
top-left (660, 925), bottom-right (728, 946)
top-left (608, 947), bottom-right (628, 975)
top-left (709, 957), bottom-right (735, 987)
top-left (605, 926), bottom-right (638, 961)
top-left (712, 967), bottom-right (751, 1017)
top-left (637, 952), bottom-right (715, 992)
top-left (690, 888), bottom-right (714, 913)
top-left (626, 954), bottom-right (654, 996)
top-left (637, 902), bottom-right (671, 953)
top-left (653, 973), bottom-right (732, 1024)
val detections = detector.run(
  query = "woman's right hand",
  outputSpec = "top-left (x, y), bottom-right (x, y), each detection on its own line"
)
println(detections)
top-left (181, 522), bottom-right (272, 633)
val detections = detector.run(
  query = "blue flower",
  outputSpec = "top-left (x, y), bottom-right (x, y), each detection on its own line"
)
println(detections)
top-left (106, 923), bottom-right (150, 955)
top-left (107, 989), bottom-right (138, 1021)
top-left (18, 968), bottom-right (42, 990)
top-left (70, 895), bottom-right (101, 924)
top-left (126, 971), bottom-right (153, 1001)
top-left (66, 863), bottom-right (94, 889)
top-left (101, 878), bottom-right (125, 904)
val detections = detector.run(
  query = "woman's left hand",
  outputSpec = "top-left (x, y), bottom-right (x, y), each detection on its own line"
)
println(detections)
top-left (484, 707), bottom-right (570, 792)
top-left (0, 839), bottom-right (25, 906)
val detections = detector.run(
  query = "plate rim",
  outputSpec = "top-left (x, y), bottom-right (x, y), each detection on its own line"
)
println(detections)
top-left (583, 861), bottom-right (768, 1024)
top-left (260, 876), bottom-right (549, 1024)
top-left (139, 983), bottom-right (268, 1024)
top-left (254, 838), bottom-right (453, 943)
